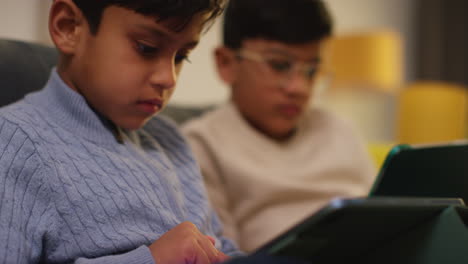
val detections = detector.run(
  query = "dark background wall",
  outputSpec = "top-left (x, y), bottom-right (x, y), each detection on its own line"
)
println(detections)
top-left (414, 0), bottom-right (468, 87)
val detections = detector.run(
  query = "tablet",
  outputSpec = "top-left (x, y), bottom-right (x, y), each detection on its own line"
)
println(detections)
top-left (369, 141), bottom-right (468, 202)
top-left (252, 197), bottom-right (463, 263)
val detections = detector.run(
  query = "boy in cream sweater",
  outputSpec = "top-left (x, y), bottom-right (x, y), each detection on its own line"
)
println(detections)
top-left (183, 0), bottom-right (376, 252)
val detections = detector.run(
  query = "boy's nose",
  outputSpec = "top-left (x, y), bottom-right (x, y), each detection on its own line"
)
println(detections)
top-left (281, 72), bottom-right (311, 96)
top-left (149, 59), bottom-right (177, 90)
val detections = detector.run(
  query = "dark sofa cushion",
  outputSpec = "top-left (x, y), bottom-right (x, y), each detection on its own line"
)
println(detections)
top-left (0, 39), bottom-right (58, 107)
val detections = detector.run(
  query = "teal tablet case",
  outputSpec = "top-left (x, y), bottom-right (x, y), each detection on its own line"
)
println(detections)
top-left (369, 142), bottom-right (468, 202)
top-left (253, 198), bottom-right (467, 263)
top-left (360, 206), bottom-right (468, 264)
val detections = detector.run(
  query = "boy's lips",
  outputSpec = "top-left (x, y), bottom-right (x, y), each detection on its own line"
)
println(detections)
top-left (136, 99), bottom-right (163, 114)
top-left (278, 104), bottom-right (302, 118)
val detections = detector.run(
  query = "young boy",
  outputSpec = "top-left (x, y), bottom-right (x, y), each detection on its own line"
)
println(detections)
top-left (0, 0), bottom-right (242, 263)
top-left (182, 0), bottom-right (377, 252)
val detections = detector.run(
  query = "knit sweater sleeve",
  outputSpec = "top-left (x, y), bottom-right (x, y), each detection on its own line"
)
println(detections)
top-left (74, 246), bottom-right (154, 264)
top-left (144, 116), bottom-right (243, 257)
top-left (0, 119), bottom-right (55, 264)
top-left (182, 121), bottom-right (240, 245)
top-left (182, 136), bottom-right (243, 257)
top-left (0, 119), bottom-right (156, 264)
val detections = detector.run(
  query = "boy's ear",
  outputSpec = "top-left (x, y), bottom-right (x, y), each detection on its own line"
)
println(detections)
top-left (49, 0), bottom-right (86, 55)
top-left (214, 46), bottom-right (238, 85)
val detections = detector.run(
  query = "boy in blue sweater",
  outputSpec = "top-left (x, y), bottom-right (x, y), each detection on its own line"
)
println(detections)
top-left (0, 0), bottom-right (242, 263)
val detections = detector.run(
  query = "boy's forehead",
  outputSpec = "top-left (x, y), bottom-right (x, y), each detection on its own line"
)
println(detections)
top-left (116, 5), bottom-right (211, 34)
top-left (105, 6), bottom-right (204, 43)
top-left (155, 15), bottom-right (206, 34)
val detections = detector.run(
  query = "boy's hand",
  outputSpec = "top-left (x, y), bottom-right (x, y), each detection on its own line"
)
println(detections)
top-left (149, 221), bottom-right (230, 264)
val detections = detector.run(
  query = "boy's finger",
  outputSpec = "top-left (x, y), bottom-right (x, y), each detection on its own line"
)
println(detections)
top-left (195, 239), bottom-right (214, 264)
top-left (215, 252), bottom-right (230, 263)
top-left (206, 235), bottom-right (216, 245)
top-left (197, 236), bottom-right (222, 264)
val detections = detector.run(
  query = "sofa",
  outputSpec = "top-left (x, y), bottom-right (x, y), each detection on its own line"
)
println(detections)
top-left (0, 38), bottom-right (209, 124)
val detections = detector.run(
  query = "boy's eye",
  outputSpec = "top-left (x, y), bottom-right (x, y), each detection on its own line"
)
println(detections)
top-left (175, 53), bottom-right (191, 64)
top-left (136, 42), bottom-right (158, 56)
top-left (305, 67), bottom-right (318, 79)
top-left (267, 59), bottom-right (292, 73)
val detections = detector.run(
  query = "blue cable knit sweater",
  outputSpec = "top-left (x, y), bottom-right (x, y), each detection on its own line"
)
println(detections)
top-left (0, 70), bottom-right (240, 263)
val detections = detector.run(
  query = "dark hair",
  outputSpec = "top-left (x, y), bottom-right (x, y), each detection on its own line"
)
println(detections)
top-left (72, 0), bottom-right (227, 34)
top-left (223, 0), bottom-right (333, 49)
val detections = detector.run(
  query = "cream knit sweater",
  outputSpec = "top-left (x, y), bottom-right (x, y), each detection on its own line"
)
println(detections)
top-left (182, 102), bottom-right (376, 252)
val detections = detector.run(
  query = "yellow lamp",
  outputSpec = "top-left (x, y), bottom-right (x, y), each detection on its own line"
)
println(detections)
top-left (324, 31), bottom-right (404, 92)
top-left (318, 31), bottom-right (404, 143)
top-left (396, 82), bottom-right (468, 144)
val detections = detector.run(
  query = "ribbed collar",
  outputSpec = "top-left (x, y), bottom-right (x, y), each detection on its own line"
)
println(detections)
top-left (25, 69), bottom-right (122, 146)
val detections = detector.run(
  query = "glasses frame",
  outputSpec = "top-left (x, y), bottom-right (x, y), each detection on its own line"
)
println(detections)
top-left (235, 49), bottom-right (320, 85)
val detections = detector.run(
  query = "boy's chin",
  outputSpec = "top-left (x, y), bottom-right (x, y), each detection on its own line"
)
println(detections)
top-left (116, 117), bottom-right (151, 131)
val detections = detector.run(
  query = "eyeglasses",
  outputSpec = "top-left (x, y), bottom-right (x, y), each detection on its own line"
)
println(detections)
top-left (235, 49), bottom-right (320, 87)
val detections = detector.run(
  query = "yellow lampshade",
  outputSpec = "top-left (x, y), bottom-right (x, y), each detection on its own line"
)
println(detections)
top-left (397, 82), bottom-right (468, 144)
top-left (324, 31), bottom-right (403, 93)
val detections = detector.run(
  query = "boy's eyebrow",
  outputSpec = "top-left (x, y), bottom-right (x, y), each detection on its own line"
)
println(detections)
top-left (184, 41), bottom-right (200, 49)
top-left (135, 24), bottom-right (200, 48)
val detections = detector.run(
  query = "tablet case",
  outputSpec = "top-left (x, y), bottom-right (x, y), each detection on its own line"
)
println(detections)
top-left (360, 206), bottom-right (468, 264)
top-left (369, 142), bottom-right (468, 202)
top-left (253, 197), bottom-right (468, 264)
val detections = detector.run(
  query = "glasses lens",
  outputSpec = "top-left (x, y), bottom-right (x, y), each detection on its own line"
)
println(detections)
top-left (238, 50), bottom-right (319, 87)
top-left (304, 66), bottom-right (318, 79)
top-left (265, 56), bottom-right (318, 82)
top-left (266, 58), bottom-right (293, 74)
